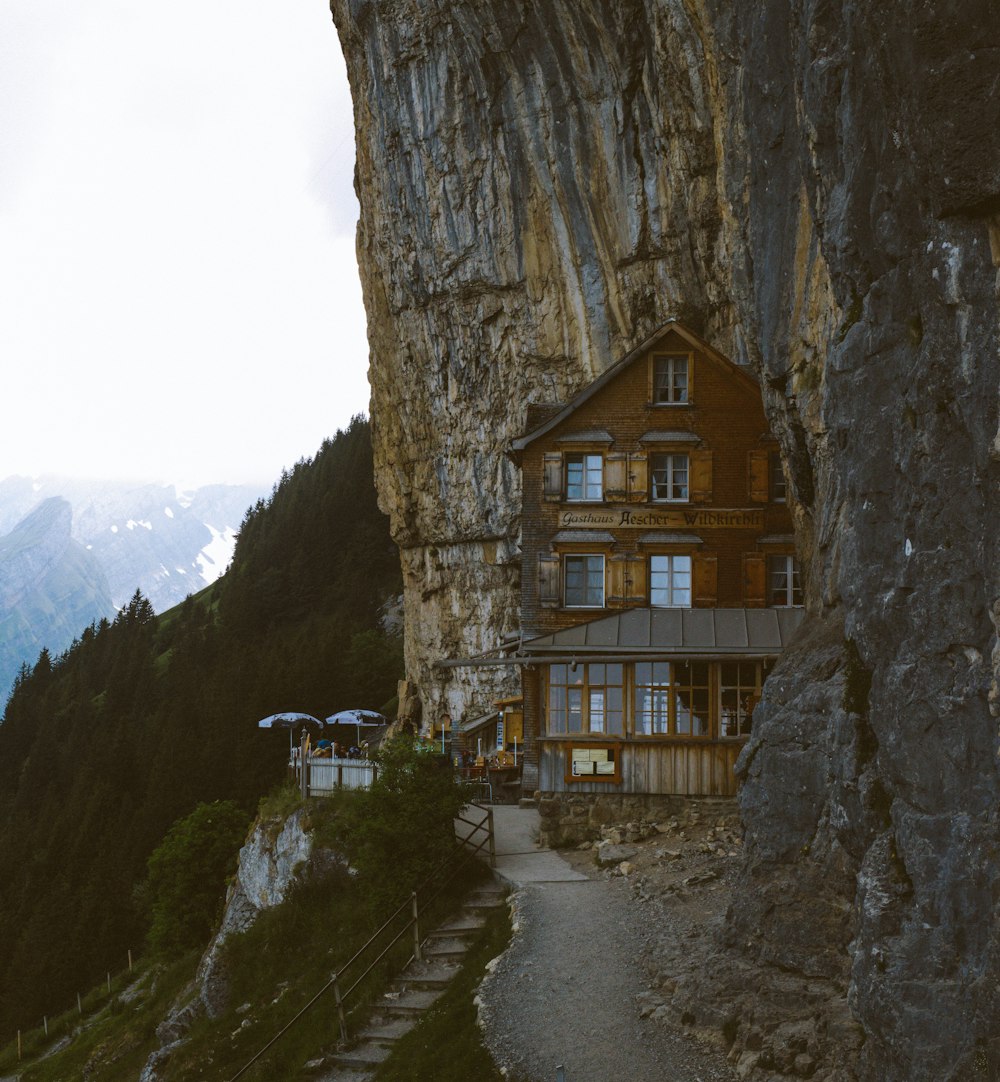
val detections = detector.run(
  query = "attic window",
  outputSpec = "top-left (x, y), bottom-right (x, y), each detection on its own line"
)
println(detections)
top-left (652, 354), bottom-right (690, 405)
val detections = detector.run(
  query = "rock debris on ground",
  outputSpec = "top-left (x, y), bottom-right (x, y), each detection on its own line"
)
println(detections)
top-left (477, 808), bottom-right (739, 1082)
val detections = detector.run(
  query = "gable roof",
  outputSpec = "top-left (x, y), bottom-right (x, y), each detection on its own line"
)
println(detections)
top-left (510, 320), bottom-right (758, 454)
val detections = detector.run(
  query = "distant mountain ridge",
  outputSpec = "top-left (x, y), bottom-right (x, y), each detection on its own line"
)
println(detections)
top-left (0, 497), bottom-right (115, 699)
top-left (0, 474), bottom-right (269, 612)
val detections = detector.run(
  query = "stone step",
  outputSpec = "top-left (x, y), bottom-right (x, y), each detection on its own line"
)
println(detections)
top-left (391, 962), bottom-right (460, 992)
top-left (426, 915), bottom-right (485, 937)
top-left (329, 1042), bottom-right (392, 1069)
top-left (310, 1062), bottom-right (373, 1082)
top-left (462, 898), bottom-right (505, 916)
top-left (355, 1016), bottom-right (418, 1046)
top-left (370, 988), bottom-right (443, 1017)
top-left (422, 939), bottom-right (472, 962)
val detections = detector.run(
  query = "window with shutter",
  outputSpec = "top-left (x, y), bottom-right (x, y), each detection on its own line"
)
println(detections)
top-left (692, 553), bottom-right (718, 606)
top-left (627, 452), bottom-right (648, 503)
top-left (607, 554), bottom-right (628, 607)
top-left (649, 554), bottom-right (692, 606)
top-left (742, 552), bottom-right (767, 607)
top-left (565, 453), bottom-right (603, 501)
top-left (748, 449), bottom-right (770, 503)
top-left (538, 553), bottom-right (561, 608)
top-left (542, 453), bottom-right (563, 502)
top-left (650, 453), bottom-right (689, 502)
top-left (626, 554), bottom-right (647, 604)
top-left (689, 450), bottom-right (713, 504)
top-left (564, 554), bottom-right (605, 607)
top-left (604, 453), bottom-right (628, 502)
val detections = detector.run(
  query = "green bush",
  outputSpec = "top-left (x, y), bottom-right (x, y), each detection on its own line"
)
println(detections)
top-left (142, 801), bottom-right (251, 958)
top-left (320, 738), bottom-right (470, 915)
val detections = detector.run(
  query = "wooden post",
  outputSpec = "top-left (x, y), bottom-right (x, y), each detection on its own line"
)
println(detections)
top-left (332, 974), bottom-right (347, 1047)
top-left (77, 992), bottom-right (82, 1016)
top-left (488, 807), bottom-right (496, 868)
top-left (299, 729), bottom-right (309, 800)
top-left (128, 949), bottom-right (133, 973)
top-left (107, 972), bottom-right (111, 995)
top-left (17, 1030), bottom-right (21, 1061)
top-left (411, 892), bottom-right (422, 962)
top-left (43, 1016), bottom-right (48, 1037)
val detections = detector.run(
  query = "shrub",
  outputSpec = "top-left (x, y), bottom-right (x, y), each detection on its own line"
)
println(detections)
top-left (321, 738), bottom-right (470, 915)
top-left (142, 800), bottom-right (251, 958)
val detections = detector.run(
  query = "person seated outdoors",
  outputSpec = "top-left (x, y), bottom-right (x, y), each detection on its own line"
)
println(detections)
top-left (314, 739), bottom-right (333, 758)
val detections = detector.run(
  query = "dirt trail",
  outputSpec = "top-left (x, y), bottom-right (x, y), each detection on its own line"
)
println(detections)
top-left (477, 807), bottom-right (737, 1082)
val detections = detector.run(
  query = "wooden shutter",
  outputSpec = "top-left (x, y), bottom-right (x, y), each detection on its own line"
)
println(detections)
top-left (690, 450), bottom-right (713, 504)
top-left (625, 553), bottom-right (647, 604)
top-left (604, 452), bottom-right (628, 502)
top-left (742, 552), bottom-right (767, 607)
top-left (685, 353), bottom-right (695, 404)
top-left (627, 452), bottom-right (648, 502)
top-left (607, 555), bottom-right (628, 607)
top-left (748, 449), bottom-right (770, 503)
top-left (538, 553), bottom-right (561, 607)
top-left (692, 554), bottom-right (717, 606)
top-left (542, 453), bottom-right (563, 502)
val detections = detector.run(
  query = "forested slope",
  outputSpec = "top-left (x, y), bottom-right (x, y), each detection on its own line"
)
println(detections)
top-left (0, 417), bottom-right (402, 1036)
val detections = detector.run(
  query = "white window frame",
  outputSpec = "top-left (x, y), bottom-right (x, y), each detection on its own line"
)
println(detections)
top-left (767, 554), bottom-right (802, 607)
top-left (652, 355), bottom-right (689, 405)
top-left (563, 553), bottom-right (605, 608)
top-left (649, 554), bottom-right (692, 607)
top-left (565, 453), bottom-right (603, 502)
top-left (650, 452), bottom-right (690, 502)
top-left (769, 451), bottom-right (787, 502)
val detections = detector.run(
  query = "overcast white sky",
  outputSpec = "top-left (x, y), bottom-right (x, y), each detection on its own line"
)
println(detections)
top-left (0, 0), bottom-right (370, 488)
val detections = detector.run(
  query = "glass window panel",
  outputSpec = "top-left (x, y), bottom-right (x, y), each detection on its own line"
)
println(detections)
top-left (720, 688), bottom-right (741, 738)
top-left (548, 685), bottom-right (566, 734)
top-left (692, 662), bottom-right (709, 685)
top-left (606, 664), bottom-right (623, 685)
top-left (589, 690), bottom-right (605, 733)
top-left (565, 555), bottom-right (604, 607)
top-left (607, 687), bottom-right (623, 734)
top-left (635, 661), bottom-right (651, 685)
top-left (567, 688), bottom-right (583, 733)
top-left (550, 663), bottom-right (568, 685)
top-left (589, 663), bottom-right (605, 684)
top-left (653, 357), bottom-right (689, 404)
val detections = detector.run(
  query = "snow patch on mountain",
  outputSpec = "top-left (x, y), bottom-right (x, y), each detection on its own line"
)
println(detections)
top-left (197, 526), bottom-right (237, 585)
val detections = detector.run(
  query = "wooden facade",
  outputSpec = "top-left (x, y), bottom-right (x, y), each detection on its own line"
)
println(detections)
top-left (509, 321), bottom-right (803, 798)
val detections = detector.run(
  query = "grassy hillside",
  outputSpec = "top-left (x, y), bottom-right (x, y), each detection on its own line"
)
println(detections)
top-left (0, 417), bottom-right (403, 1038)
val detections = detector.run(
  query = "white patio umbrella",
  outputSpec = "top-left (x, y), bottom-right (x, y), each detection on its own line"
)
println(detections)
top-left (324, 709), bottom-right (387, 748)
top-left (258, 712), bottom-right (324, 755)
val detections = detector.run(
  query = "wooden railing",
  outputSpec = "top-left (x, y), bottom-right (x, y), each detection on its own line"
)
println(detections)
top-left (226, 803), bottom-right (496, 1081)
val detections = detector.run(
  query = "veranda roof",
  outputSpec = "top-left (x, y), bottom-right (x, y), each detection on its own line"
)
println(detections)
top-left (521, 607), bottom-right (805, 657)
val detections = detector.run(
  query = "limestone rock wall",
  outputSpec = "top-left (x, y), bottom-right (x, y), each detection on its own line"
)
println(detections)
top-left (330, 0), bottom-right (1000, 1075)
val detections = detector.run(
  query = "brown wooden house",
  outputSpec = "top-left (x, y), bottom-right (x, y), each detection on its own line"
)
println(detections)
top-left (507, 320), bottom-right (803, 798)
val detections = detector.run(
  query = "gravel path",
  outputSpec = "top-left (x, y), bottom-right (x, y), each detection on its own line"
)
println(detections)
top-left (478, 872), bottom-right (737, 1082)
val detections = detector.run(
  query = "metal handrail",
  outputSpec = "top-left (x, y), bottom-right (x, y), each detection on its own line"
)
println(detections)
top-left (227, 802), bottom-right (494, 1081)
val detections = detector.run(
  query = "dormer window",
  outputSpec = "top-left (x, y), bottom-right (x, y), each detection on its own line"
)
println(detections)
top-left (652, 354), bottom-right (690, 405)
top-left (565, 453), bottom-right (603, 501)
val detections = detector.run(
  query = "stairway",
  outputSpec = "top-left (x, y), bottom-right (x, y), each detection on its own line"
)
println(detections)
top-left (306, 882), bottom-right (507, 1080)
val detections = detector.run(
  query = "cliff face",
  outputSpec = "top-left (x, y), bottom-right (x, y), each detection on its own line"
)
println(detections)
top-left (330, 0), bottom-right (1000, 1075)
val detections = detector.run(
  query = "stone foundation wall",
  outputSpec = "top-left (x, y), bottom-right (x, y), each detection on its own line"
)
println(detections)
top-left (536, 790), bottom-right (737, 848)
